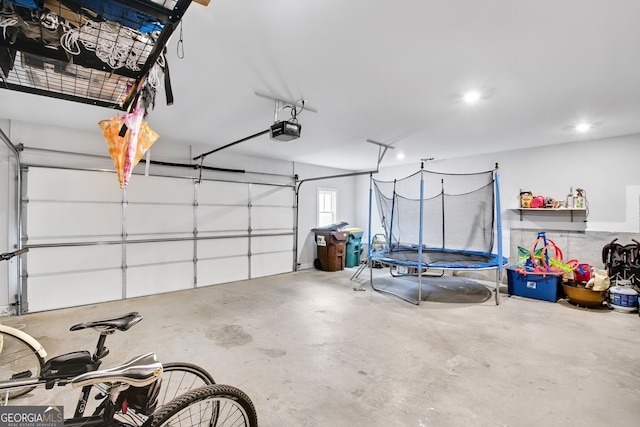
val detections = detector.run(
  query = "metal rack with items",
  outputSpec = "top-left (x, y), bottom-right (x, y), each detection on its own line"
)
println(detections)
top-left (0, 0), bottom-right (201, 111)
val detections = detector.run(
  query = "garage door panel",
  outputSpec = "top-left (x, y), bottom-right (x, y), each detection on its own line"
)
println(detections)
top-left (252, 207), bottom-right (293, 230)
top-left (127, 204), bottom-right (193, 236)
top-left (252, 235), bottom-right (293, 254)
top-left (126, 175), bottom-right (194, 204)
top-left (27, 168), bottom-right (121, 202)
top-left (28, 245), bottom-right (121, 275)
top-left (27, 270), bottom-right (122, 312)
top-left (198, 205), bottom-right (248, 232)
top-left (127, 241), bottom-right (193, 266)
top-left (250, 185), bottom-right (293, 206)
top-left (198, 257), bottom-right (248, 285)
top-left (127, 262), bottom-right (193, 298)
top-left (26, 203), bottom-right (121, 243)
top-left (251, 252), bottom-right (292, 278)
top-left (198, 238), bottom-right (247, 258)
top-left (198, 181), bottom-right (248, 205)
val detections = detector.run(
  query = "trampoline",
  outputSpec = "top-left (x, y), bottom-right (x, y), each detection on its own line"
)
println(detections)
top-left (366, 162), bottom-right (508, 305)
top-left (372, 247), bottom-right (504, 269)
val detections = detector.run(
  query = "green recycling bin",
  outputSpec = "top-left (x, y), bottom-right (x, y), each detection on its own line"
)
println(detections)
top-left (345, 229), bottom-right (364, 268)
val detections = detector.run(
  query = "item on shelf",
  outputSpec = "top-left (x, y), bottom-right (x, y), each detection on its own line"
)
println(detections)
top-left (519, 187), bottom-right (588, 210)
top-left (0, 46), bottom-right (16, 78)
top-left (566, 187), bottom-right (574, 208)
top-left (520, 191), bottom-right (533, 208)
top-left (574, 188), bottom-right (586, 209)
top-left (65, 0), bottom-right (164, 33)
top-left (60, 19), bottom-right (156, 71)
top-left (566, 187), bottom-right (588, 209)
top-left (530, 195), bottom-right (545, 208)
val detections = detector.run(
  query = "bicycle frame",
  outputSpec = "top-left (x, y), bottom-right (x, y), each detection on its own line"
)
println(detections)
top-left (0, 312), bottom-right (142, 419)
top-left (0, 306), bottom-right (219, 425)
top-left (0, 352), bottom-right (162, 426)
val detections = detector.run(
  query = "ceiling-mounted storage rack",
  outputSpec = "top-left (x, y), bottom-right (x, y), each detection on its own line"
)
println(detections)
top-left (0, 0), bottom-right (195, 110)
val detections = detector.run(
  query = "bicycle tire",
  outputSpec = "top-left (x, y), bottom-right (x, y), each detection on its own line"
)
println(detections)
top-left (108, 362), bottom-right (215, 426)
top-left (0, 330), bottom-right (45, 399)
top-left (158, 363), bottom-right (215, 406)
top-left (143, 384), bottom-right (258, 427)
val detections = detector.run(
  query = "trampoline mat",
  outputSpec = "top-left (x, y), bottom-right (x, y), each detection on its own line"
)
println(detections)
top-left (373, 248), bottom-right (503, 269)
top-left (372, 275), bottom-right (492, 305)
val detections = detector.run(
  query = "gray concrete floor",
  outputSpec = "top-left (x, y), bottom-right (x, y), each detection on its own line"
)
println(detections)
top-left (5, 268), bottom-right (640, 427)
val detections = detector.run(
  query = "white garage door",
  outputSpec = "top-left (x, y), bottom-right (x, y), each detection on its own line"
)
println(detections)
top-left (23, 167), bottom-right (294, 312)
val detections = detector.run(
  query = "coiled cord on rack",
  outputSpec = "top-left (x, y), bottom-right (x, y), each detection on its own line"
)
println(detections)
top-left (0, 1), bottom-right (20, 42)
top-left (60, 20), bottom-right (155, 71)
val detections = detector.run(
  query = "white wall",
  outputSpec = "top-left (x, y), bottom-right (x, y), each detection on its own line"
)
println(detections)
top-left (293, 163), bottom-right (357, 269)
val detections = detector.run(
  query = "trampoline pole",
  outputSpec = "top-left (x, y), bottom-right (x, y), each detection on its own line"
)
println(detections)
top-left (367, 173), bottom-right (374, 291)
top-left (440, 178), bottom-right (445, 250)
top-left (418, 163), bottom-right (425, 305)
top-left (494, 168), bottom-right (503, 305)
top-left (389, 179), bottom-right (397, 251)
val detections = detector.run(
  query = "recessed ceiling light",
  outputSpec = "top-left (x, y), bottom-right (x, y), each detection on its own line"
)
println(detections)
top-left (575, 123), bottom-right (592, 133)
top-left (462, 90), bottom-right (481, 104)
top-left (396, 152), bottom-right (405, 160)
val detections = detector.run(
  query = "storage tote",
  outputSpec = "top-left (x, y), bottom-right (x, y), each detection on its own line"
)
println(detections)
top-left (507, 267), bottom-right (563, 302)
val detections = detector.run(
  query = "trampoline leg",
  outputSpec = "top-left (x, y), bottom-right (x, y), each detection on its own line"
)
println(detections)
top-left (353, 260), bottom-right (367, 291)
top-left (350, 260), bottom-right (368, 281)
top-left (495, 269), bottom-right (501, 305)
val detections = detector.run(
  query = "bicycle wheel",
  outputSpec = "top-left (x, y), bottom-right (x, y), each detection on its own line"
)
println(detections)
top-left (144, 384), bottom-right (258, 427)
top-left (0, 330), bottom-right (45, 399)
top-left (109, 362), bottom-right (216, 426)
top-left (158, 363), bottom-right (215, 405)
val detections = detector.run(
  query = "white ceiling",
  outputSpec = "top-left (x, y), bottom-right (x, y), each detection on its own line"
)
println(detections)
top-left (2, 0), bottom-right (640, 171)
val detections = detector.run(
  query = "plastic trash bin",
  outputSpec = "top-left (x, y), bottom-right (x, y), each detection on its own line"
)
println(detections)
top-left (314, 229), bottom-right (349, 272)
top-left (312, 222), bottom-right (348, 232)
top-left (345, 229), bottom-right (364, 268)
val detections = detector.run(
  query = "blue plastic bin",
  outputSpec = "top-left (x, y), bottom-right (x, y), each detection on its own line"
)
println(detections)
top-left (507, 267), bottom-right (563, 302)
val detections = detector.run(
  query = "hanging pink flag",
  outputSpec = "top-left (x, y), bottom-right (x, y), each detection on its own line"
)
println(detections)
top-left (122, 108), bottom-right (144, 188)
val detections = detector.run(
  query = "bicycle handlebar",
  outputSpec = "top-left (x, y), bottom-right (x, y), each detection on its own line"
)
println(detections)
top-left (0, 248), bottom-right (29, 261)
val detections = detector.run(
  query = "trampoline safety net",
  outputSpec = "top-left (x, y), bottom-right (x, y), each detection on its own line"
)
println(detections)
top-left (373, 169), bottom-right (495, 255)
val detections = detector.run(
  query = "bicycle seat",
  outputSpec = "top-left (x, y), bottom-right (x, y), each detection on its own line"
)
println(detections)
top-left (71, 352), bottom-right (162, 388)
top-left (69, 312), bottom-right (143, 333)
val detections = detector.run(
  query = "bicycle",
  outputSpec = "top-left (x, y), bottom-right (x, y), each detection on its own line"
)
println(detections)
top-left (0, 342), bottom-right (259, 426)
top-left (1, 346), bottom-right (258, 427)
top-left (0, 250), bottom-right (214, 415)
top-left (1, 310), bottom-right (213, 409)
top-left (0, 249), bottom-right (258, 427)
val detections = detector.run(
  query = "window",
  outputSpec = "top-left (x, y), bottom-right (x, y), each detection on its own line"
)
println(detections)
top-left (317, 188), bottom-right (337, 227)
